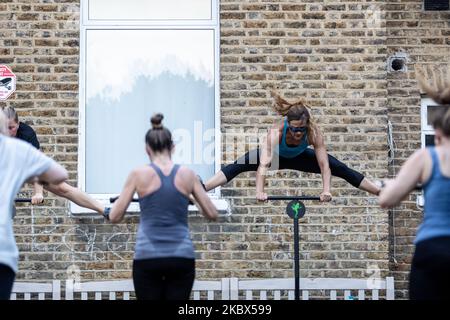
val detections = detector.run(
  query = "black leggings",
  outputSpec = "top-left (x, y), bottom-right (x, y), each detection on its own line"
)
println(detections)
top-left (409, 237), bottom-right (450, 300)
top-left (0, 264), bottom-right (15, 300)
top-left (221, 148), bottom-right (365, 188)
top-left (133, 258), bottom-right (195, 300)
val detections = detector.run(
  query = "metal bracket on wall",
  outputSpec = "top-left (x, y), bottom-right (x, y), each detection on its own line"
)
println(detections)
top-left (387, 52), bottom-right (408, 73)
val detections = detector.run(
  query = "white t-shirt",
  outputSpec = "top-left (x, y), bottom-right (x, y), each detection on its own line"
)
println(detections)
top-left (0, 135), bottom-right (55, 273)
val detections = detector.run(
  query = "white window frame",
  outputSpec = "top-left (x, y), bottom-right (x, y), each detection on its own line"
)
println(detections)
top-left (421, 97), bottom-right (439, 148)
top-left (85, 0), bottom-right (215, 25)
top-left (418, 96), bottom-right (445, 209)
top-left (73, 0), bottom-right (228, 213)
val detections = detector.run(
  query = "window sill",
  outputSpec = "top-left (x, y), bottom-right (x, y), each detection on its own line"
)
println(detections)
top-left (69, 196), bottom-right (230, 214)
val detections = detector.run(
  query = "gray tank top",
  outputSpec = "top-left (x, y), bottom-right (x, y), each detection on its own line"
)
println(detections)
top-left (134, 163), bottom-right (194, 260)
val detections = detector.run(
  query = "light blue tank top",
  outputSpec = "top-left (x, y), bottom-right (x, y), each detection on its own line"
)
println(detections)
top-left (275, 118), bottom-right (309, 158)
top-left (415, 148), bottom-right (450, 244)
top-left (134, 163), bottom-right (194, 260)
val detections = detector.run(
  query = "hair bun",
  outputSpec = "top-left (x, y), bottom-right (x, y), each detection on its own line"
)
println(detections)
top-left (151, 113), bottom-right (164, 129)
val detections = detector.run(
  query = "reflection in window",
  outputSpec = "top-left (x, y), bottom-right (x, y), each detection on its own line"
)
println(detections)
top-left (85, 29), bottom-right (215, 193)
top-left (421, 98), bottom-right (443, 149)
top-left (426, 105), bottom-right (447, 126)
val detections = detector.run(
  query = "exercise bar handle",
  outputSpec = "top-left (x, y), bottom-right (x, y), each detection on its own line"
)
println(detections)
top-left (267, 196), bottom-right (321, 201)
top-left (109, 196), bottom-right (139, 203)
top-left (14, 198), bottom-right (32, 203)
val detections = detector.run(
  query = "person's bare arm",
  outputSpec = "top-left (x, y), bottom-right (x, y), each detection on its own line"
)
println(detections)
top-left (192, 176), bottom-right (218, 221)
top-left (31, 181), bottom-right (44, 205)
top-left (37, 162), bottom-right (68, 186)
top-left (379, 149), bottom-right (426, 208)
top-left (311, 129), bottom-right (332, 202)
top-left (109, 170), bottom-right (137, 223)
top-left (256, 126), bottom-right (278, 201)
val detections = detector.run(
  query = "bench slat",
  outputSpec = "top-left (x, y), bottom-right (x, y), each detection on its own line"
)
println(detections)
top-left (358, 290), bottom-right (365, 300)
top-left (330, 290), bottom-right (337, 300)
top-left (274, 290), bottom-right (281, 300)
top-left (260, 290), bottom-right (267, 300)
top-left (372, 290), bottom-right (379, 300)
top-left (302, 291), bottom-right (309, 300)
top-left (287, 291), bottom-right (294, 300)
top-left (344, 290), bottom-right (351, 300)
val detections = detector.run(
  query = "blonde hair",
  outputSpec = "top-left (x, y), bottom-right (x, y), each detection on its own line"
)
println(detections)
top-left (417, 67), bottom-right (450, 105)
top-left (1, 106), bottom-right (18, 123)
top-left (270, 90), bottom-right (319, 139)
top-left (0, 109), bottom-right (8, 135)
top-left (417, 67), bottom-right (450, 137)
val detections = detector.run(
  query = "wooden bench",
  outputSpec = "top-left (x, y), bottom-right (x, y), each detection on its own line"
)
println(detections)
top-left (11, 280), bottom-right (61, 300)
top-left (65, 278), bottom-right (230, 300)
top-left (229, 277), bottom-right (395, 300)
top-left (12, 277), bottom-right (394, 300)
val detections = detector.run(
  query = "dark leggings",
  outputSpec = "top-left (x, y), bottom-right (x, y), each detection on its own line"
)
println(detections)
top-left (221, 148), bottom-right (365, 188)
top-left (0, 264), bottom-right (15, 300)
top-left (409, 237), bottom-right (450, 300)
top-left (133, 258), bottom-right (195, 300)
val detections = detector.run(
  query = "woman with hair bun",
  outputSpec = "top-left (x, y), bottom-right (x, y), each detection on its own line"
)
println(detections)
top-left (107, 113), bottom-right (218, 300)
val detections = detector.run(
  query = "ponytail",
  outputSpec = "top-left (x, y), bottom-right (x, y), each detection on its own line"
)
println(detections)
top-left (270, 90), bottom-right (320, 140)
top-left (417, 66), bottom-right (450, 137)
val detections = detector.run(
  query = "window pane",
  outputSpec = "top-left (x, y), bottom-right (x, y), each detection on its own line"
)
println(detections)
top-left (427, 105), bottom-right (447, 126)
top-left (88, 0), bottom-right (212, 20)
top-left (85, 29), bottom-right (215, 194)
top-left (425, 134), bottom-right (435, 147)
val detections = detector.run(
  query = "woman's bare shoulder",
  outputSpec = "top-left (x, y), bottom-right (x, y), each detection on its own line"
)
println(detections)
top-left (177, 165), bottom-right (195, 178)
top-left (132, 165), bottom-right (156, 180)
